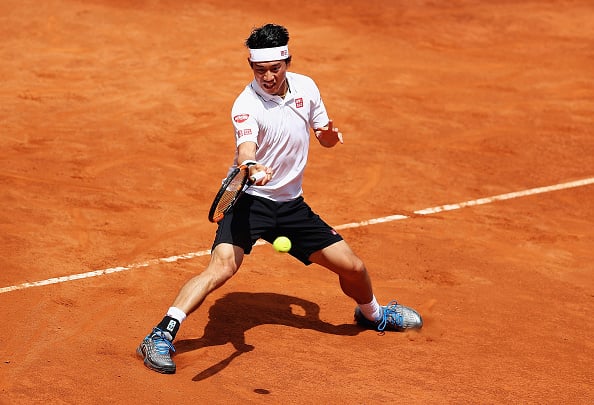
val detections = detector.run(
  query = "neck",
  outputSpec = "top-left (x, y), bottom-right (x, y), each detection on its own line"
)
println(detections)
top-left (276, 79), bottom-right (289, 98)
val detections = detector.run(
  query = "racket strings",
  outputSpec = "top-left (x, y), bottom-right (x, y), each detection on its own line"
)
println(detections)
top-left (212, 170), bottom-right (248, 220)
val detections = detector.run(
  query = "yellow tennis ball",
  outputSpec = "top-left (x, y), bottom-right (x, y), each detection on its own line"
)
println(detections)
top-left (273, 236), bottom-right (291, 253)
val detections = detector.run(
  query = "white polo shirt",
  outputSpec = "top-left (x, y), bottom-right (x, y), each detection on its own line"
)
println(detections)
top-left (230, 71), bottom-right (329, 201)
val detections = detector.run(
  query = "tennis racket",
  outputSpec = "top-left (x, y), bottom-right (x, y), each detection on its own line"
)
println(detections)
top-left (208, 165), bottom-right (266, 223)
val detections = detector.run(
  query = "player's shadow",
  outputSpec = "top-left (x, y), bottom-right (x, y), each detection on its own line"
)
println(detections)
top-left (174, 291), bottom-right (361, 381)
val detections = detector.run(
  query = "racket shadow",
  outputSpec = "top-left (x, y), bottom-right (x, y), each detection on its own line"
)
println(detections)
top-left (174, 291), bottom-right (361, 381)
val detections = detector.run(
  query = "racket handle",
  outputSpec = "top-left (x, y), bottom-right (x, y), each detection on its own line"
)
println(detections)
top-left (249, 170), bottom-right (266, 184)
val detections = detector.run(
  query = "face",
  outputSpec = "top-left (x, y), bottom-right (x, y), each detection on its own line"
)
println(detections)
top-left (250, 60), bottom-right (289, 96)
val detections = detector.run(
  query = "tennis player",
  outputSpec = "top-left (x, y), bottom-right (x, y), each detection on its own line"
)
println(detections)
top-left (137, 23), bottom-right (423, 374)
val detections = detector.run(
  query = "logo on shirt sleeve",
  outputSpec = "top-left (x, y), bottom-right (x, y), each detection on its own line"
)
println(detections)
top-left (295, 98), bottom-right (303, 108)
top-left (234, 114), bottom-right (250, 123)
top-left (236, 128), bottom-right (252, 137)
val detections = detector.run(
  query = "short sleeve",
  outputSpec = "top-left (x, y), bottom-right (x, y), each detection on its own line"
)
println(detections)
top-left (231, 91), bottom-right (260, 147)
top-left (308, 79), bottom-right (329, 129)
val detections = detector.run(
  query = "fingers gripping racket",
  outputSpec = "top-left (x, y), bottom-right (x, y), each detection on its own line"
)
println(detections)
top-left (208, 165), bottom-right (266, 223)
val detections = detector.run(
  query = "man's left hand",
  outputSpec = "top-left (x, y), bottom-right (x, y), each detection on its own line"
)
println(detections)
top-left (315, 120), bottom-right (343, 148)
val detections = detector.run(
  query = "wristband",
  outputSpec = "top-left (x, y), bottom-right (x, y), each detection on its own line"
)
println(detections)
top-left (241, 159), bottom-right (258, 167)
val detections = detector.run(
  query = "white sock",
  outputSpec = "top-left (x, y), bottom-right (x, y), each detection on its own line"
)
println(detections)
top-left (166, 306), bottom-right (187, 324)
top-left (358, 296), bottom-right (382, 322)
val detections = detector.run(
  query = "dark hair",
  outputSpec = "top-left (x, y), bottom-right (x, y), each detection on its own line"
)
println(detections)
top-left (245, 23), bottom-right (290, 49)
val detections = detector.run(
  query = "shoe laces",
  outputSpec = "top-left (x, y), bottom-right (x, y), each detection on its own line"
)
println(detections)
top-left (151, 328), bottom-right (176, 354)
top-left (377, 300), bottom-right (404, 331)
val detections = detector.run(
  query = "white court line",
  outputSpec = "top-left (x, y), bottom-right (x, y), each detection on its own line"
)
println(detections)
top-left (1, 177), bottom-right (593, 295)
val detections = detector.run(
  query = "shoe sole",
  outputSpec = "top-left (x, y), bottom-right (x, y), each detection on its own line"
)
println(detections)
top-left (136, 345), bottom-right (176, 374)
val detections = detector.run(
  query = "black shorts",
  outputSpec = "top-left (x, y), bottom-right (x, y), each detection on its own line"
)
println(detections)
top-left (212, 194), bottom-right (343, 264)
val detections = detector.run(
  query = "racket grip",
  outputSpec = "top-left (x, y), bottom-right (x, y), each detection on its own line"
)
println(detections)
top-left (249, 171), bottom-right (266, 184)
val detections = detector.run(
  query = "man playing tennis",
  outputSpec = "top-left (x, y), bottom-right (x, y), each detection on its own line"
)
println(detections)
top-left (137, 23), bottom-right (423, 374)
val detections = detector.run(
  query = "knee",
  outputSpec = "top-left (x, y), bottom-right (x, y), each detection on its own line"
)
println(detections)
top-left (215, 262), bottom-right (237, 283)
top-left (211, 258), bottom-right (238, 284)
top-left (352, 256), bottom-right (367, 275)
top-left (311, 241), bottom-right (368, 279)
top-left (207, 247), bottom-right (242, 286)
top-left (342, 255), bottom-right (367, 279)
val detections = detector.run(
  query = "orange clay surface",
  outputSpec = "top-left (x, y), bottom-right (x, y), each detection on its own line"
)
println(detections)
top-left (1, 1), bottom-right (593, 403)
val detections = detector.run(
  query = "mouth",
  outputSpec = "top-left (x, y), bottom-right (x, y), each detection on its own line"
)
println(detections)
top-left (262, 82), bottom-right (276, 92)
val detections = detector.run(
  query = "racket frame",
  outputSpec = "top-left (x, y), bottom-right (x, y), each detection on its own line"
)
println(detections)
top-left (208, 164), bottom-right (263, 223)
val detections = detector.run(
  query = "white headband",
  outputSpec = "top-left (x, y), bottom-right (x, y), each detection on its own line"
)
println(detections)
top-left (249, 45), bottom-right (290, 62)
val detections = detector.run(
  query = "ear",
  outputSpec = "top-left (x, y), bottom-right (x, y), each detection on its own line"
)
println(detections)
top-left (247, 57), bottom-right (253, 68)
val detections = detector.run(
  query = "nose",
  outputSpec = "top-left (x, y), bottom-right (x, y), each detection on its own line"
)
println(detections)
top-left (263, 70), bottom-right (274, 82)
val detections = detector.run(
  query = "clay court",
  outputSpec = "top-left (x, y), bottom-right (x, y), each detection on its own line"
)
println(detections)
top-left (1, 0), bottom-right (593, 403)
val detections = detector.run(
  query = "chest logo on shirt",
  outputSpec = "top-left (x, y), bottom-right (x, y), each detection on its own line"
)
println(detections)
top-left (295, 98), bottom-right (304, 108)
top-left (234, 114), bottom-right (249, 123)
